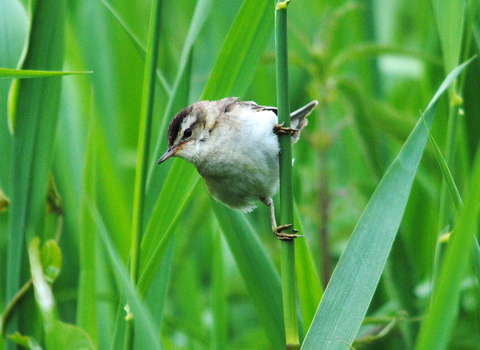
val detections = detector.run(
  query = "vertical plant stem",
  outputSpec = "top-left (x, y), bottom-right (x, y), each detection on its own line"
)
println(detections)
top-left (126, 0), bottom-right (162, 348)
top-left (275, 1), bottom-right (300, 348)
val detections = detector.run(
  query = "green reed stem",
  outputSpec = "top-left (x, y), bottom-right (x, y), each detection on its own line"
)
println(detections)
top-left (275, 1), bottom-right (300, 348)
top-left (126, 0), bottom-right (162, 348)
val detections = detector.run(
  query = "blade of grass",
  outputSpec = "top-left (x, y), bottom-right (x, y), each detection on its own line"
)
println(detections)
top-left (89, 205), bottom-right (162, 350)
top-left (6, 0), bottom-right (66, 341)
top-left (301, 58), bottom-right (474, 350)
top-left (137, 170), bottom-right (199, 295)
top-left (127, 0), bottom-right (163, 348)
top-left (144, 237), bottom-right (174, 327)
top-left (422, 118), bottom-right (462, 209)
top-left (129, 0), bottom-right (162, 284)
top-left (421, 110), bottom-right (480, 286)
top-left (414, 68), bottom-right (480, 349)
top-left (0, 68), bottom-right (90, 79)
top-left (92, 122), bottom-right (132, 261)
top-left (211, 200), bottom-right (285, 350)
top-left (415, 138), bottom-right (480, 350)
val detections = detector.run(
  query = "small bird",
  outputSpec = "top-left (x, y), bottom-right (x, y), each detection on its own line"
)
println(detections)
top-left (157, 97), bottom-right (318, 240)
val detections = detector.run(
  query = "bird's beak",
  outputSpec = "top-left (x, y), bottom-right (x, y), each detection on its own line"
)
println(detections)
top-left (157, 142), bottom-right (185, 164)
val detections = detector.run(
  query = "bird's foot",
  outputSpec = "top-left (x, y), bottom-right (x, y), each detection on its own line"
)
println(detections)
top-left (274, 122), bottom-right (298, 136)
top-left (274, 224), bottom-right (302, 241)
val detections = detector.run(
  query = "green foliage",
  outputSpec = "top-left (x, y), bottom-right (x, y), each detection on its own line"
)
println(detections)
top-left (28, 237), bottom-right (95, 350)
top-left (301, 57), bottom-right (473, 350)
top-left (1, 0), bottom-right (479, 349)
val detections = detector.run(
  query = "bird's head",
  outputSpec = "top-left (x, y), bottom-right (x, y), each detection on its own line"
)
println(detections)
top-left (157, 101), bottom-right (214, 165)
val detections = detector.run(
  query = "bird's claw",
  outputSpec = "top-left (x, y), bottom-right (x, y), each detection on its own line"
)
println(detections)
top-left (274, 224), bottom-right (303, 240)
top-left (274, 122), bottom-right (298, 136)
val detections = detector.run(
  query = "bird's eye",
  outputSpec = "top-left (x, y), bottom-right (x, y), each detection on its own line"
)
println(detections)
top-left (184, 128), bottom-right (192, 138)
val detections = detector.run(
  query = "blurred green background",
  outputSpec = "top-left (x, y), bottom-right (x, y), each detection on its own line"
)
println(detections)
top-left (1, 0), bottom-right (480, 349)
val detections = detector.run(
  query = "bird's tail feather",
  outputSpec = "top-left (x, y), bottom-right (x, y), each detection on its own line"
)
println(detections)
top-left (290, 100), bottom-right (318, 143)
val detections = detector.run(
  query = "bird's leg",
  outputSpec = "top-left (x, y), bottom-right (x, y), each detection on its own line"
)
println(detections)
top-left (262, 197), bottom-right (301, 240)
top-left (273, 122), bottom-right (298, 136)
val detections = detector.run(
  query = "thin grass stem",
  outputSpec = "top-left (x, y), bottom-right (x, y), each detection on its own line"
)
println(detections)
top-left (126, 0), bottom-right (163, 348)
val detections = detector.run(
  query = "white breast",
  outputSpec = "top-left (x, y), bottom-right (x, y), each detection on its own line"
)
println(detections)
top-left (196, 109), bottom-right (280, 212)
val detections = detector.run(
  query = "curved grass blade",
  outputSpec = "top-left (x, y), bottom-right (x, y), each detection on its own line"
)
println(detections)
top-left (138, 168), bottom-right (199, 295)
top-left (423, 120), bottom-right (462, 209)
top-left (211, 200), bottom-right (285, 350)
top-left (89, 204), bottom-right (162, 350)
top-left (301, 58), bottom-right (474, 350)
